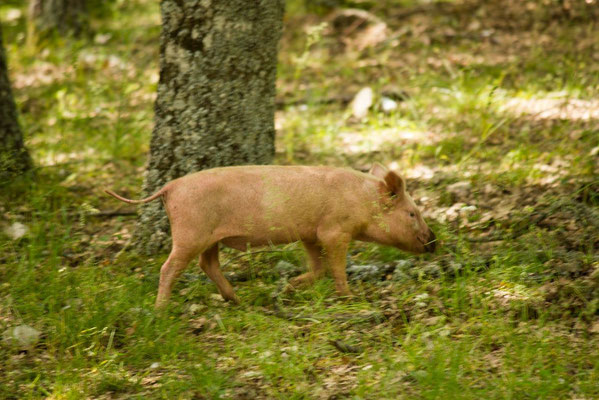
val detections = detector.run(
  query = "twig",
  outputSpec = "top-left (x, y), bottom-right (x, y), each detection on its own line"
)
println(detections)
top-left (330, 340), bottom-right (363, 354)
top-left (466, 236), bottom-right (505, 243)
top-left (271, 301), bottom-right (320, 322)
top-left (90, 209), bottom-right (137, 217)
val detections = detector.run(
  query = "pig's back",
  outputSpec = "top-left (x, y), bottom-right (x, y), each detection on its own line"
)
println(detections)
top-left (172, 166), bottom-right (379, 246)
top-left (200, 165), bottom-right (376, 210)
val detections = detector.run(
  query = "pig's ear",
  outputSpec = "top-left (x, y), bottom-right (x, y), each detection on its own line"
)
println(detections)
top-left (383, 171), bottom-right (406, 198)
top-left (369, 162), bottom-right (388, 179)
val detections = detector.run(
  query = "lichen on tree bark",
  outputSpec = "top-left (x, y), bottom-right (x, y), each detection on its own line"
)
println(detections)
top-left (0, 23), bottom-right (32, 183)
top-left (134, 0), bottom-right (285, 255)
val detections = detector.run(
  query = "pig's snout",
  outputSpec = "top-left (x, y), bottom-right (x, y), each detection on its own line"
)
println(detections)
top-left (424, 229), bottom-right (436, 253)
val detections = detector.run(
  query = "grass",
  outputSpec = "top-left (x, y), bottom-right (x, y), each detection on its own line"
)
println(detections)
top-left (1, 0), bottom-right (598, 398)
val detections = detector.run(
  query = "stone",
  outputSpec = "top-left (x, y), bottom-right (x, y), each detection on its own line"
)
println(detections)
top-left (346, 264), bottom-right (384, 281)
top-left (392, 259), bottom-right (414, 282)
top-left (3, 222), bottom-right (28, 240)
top-left (447, 181), bottom-right (471, 200)
top-left (421, 262), bottom-right (441, 278)
top-left (188, 303), bottom-right (207, 314)
top-left (210, 293), bottom-right (224, 302)
top-left (447, 261), bottom-right (464, 275)
top-left (350, 87), bottom-right (374, 119)
top-left (274, 260), bottom-right (300, 278)
top-left (3, 325), bottom-right (41, 349)
top-left (380, 96), bottom-right (398, 113)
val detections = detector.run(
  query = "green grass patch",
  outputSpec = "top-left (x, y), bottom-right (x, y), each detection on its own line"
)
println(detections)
top-left (1, 0), bottom-right (598, 398)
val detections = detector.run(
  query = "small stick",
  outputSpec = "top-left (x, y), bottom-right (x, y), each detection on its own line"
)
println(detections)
top-left (90, 210), bottom-right (137, 217)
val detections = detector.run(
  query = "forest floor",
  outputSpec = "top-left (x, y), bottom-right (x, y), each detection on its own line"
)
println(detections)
top-left (1, 0), bottom-right (598, 398)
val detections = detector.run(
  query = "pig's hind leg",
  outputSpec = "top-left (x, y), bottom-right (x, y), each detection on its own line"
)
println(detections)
top-left (156, 244), bottom-right (204, 309)
top-left (200, 244), bottom-right (240, 304)
top-left (288, 241), bottom-right (326, 289)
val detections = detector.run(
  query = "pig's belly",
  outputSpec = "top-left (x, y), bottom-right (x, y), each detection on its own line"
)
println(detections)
top-left (219, 229), bottom-right (315, 251)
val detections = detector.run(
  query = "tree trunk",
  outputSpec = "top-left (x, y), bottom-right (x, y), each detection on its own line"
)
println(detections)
top-left (133, 0), bottom-right (285, 255)
top-left (0, 23), bottom-right (32, 183)
top-left (28, 0), bottom-right (87, 37)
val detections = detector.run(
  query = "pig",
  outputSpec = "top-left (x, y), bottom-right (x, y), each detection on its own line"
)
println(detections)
top-left (105, 163), bottom-right (436, 308)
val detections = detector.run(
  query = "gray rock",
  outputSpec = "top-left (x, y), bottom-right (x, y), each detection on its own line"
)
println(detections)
top-left (3, 222), bottom-right (28, 240)
top-left (392, 259), bottom-right (414, 282)
top-left (380, 96), bottom-right (398, 113)
top-left (447, 261), bottom-right (463, 275)
top-left (421, 262), bottom-right (442, 278)
top-left (391, 269), bottom-right (410, 282)
top-left (447, 181), bottom-right (471, 200)
top-left (183, 273), bottom-right (202, 282)
top-left (396, 259), bottom-right (414, 270)
top-left (347, 264), bottom-right (384, 281)
top-left (3, 325), bottom-right (41, 349)
top-left (350, 87), bottom-right (374, 119)
top-left (188, 303), bottom-right (207, 314)
top-left (274, 260), bottom-right (300, 278)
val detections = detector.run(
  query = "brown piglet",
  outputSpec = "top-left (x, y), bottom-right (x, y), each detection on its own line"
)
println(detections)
top-left (105, 163), bottom-right (436, 308)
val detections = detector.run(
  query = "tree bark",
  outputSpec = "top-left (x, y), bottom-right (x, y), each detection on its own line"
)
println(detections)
top-left (133, 0), bottom-right (285, 255)
top-left (28, 0), bottom-right (87, 37)
top-left (0, 23), bottom-right (32, 183)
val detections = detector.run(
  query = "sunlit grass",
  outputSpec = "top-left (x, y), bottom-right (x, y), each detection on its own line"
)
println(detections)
top-left (1, 0), bottom-right (598, 398)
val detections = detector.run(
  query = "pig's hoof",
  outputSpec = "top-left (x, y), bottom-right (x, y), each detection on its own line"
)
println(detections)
top-left (223, 294), bottom-right (241, 305)
top-left (154, 299), bottom-right (169, 310)
top-left (282, 283), bottom-right (298, 293)
top-left (335, 291), bottom-right (355, 300)
top-left (288, 276), bottom-right (309, 289)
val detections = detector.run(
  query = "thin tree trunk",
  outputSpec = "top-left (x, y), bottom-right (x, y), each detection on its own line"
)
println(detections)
top-left (133, 0), bottom-right (285, 255)
top-left (28, 0), bottom-right (87, 37)
top-left (0, 23), bottom-right (32, 183)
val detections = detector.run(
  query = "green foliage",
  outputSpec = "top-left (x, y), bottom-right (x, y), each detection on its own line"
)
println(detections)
top-left (1, 0), bottom-right (598, 398)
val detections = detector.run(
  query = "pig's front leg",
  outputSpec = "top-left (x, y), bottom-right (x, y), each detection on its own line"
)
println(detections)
top-left (319, 232), bottom-right (352, 296)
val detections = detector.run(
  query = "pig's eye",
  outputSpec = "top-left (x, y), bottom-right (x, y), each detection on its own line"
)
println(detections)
top-left (409, 212), bottom-right (415, 218)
